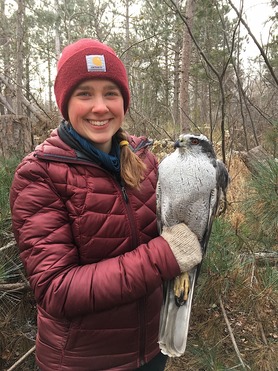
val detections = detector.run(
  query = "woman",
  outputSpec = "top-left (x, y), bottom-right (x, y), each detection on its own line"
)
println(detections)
top-left (10, 39), bottom-right (202, 371)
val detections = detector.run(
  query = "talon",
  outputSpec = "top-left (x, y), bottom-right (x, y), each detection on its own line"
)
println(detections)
top-left (173, 272), bottom-right (190, 307)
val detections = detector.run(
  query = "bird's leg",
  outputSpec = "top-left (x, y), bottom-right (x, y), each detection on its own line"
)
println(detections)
top-left (173, 272), bottom-right (190, 306)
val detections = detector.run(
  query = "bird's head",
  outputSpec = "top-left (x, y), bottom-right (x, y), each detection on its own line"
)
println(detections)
top-left (174, 133), bottom-right (216, 158)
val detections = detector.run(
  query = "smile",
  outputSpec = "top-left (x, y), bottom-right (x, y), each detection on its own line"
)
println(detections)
top-left (86, 119), bottom-right (109, 126)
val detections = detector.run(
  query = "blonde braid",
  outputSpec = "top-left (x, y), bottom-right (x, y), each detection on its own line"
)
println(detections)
top-left (116, 129), bottom-right (146, 188)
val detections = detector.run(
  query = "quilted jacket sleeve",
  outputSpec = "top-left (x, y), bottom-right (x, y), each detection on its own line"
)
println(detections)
top-left (10, 156), bottom-right (180, 319)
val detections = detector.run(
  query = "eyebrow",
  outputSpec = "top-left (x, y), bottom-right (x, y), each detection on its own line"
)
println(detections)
top-left (76, 83), bottom-right (120, 91)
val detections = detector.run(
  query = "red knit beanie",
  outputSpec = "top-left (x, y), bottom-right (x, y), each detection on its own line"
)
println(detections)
top-left (54, 39), bottom-right (130, 120)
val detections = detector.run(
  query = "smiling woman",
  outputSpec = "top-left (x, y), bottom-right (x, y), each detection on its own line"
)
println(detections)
top-left (9, 38), bottom-right (203, 371)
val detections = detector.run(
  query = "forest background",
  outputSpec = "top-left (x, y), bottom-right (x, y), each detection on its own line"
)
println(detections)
top-left (0, 0), bottom-right (277, 370)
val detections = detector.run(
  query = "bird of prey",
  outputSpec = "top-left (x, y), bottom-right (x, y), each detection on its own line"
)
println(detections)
top-left (156, 133), bottom-right (229, 357)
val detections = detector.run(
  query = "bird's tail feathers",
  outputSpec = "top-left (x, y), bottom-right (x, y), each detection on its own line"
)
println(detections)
top-left (158, 270), bottom-right (197, 357)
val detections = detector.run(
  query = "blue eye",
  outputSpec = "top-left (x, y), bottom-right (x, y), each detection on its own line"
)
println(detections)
top-left (106, 90), bottom-right (120, 97)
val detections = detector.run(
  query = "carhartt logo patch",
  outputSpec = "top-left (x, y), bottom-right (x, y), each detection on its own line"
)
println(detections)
top-left (86, 55), bottom-right (106, 72)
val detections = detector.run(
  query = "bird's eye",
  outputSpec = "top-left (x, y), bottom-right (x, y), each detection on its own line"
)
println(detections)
top-left (191, 138), bottom-right (200, 145)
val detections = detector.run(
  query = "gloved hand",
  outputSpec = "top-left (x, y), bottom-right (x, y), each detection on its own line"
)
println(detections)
top-left (161, 223), bottom-right (202, 272)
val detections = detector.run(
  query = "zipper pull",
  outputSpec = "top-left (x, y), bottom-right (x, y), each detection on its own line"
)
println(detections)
top-left (121, 186), bottom-right (129, 203)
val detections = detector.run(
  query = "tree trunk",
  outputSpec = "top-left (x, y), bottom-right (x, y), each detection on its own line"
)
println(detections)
top-left (179, 0), bottom-right (196, 133)
top-left (0, 0), bottom-right (13, 115)
top-left (16, 0), bottom-right (25, 115)
top-left (54, 0), bottom-right (61, 59)
top-left (0, 115), bottom-right (33, 158)
top-left (239, 145), bottom-right (272, 175)
top-left (173, 39), bottom-right (181, 131)
top-left (123, 0), bottom-right (130, 77)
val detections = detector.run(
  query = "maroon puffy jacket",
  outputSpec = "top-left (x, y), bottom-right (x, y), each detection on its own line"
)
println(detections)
top-left (10, 129), bottom-right (180, 370)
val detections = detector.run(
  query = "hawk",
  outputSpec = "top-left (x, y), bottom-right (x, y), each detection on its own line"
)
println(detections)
top-left (156, 133), bottom-right (229, 357)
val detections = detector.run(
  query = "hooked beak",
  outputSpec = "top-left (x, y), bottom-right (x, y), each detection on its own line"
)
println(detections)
top-left (174, 140), bottom-right (180, 149)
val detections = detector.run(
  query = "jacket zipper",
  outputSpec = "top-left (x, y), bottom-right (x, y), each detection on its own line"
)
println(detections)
top-left (119, 182), bottom-right (146, 366)
top-left (121, 184), bottom-right (129, 203)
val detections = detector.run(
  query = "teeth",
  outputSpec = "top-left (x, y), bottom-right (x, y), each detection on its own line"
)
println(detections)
top-left (87, 120), bottom-right (108, 126)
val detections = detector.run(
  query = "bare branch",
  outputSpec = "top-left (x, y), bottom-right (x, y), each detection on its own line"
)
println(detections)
top-left (0, 282), bottom-right (30, 292)
top-left (0, 73), bottom-right (51, 122)
top-left (227, 0), bottom-right (278, 86)
top-left (6, 345), bottom-right (36, 371)
top-left (0, 241), bottom-right (17, 253)
top-left (219, 295), bottom-right (249, 370)
top-left (0, 93), bottom-right (16, 114)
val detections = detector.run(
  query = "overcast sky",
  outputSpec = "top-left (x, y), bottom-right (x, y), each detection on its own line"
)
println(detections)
top-left (231, 0), bottom-right (275, 64)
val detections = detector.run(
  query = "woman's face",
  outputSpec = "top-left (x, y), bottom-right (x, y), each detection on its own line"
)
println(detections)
top-left (68, 79), bottom-right (125, 153)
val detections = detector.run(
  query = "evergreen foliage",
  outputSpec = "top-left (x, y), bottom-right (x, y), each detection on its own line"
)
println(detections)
top-left (0, 156), bottom-right (21, 239)
top-left (242, 158), bottom-right (278, 242)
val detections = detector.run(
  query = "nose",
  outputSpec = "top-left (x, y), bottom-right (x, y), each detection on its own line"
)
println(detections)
top-left (91, 96), bottom-right (109, 114)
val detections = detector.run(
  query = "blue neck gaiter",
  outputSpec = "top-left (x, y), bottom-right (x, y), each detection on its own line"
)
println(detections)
top-left (66, 123), bottom-right (121, 176)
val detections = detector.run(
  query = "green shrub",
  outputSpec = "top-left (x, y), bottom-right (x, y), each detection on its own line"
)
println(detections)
top-left (0, 155), bottom-right (22, 240)
top-left (241, 158), bottom-right (278, 246)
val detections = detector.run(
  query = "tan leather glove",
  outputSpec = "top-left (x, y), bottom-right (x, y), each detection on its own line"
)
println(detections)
top-left (161, 223), bottom-right (202, 272)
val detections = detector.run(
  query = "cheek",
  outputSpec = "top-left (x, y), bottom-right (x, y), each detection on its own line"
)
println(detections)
top-left (114, 104), bottom-right (125, 120)
top-left (68, 101), bottom-right (85, 120)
